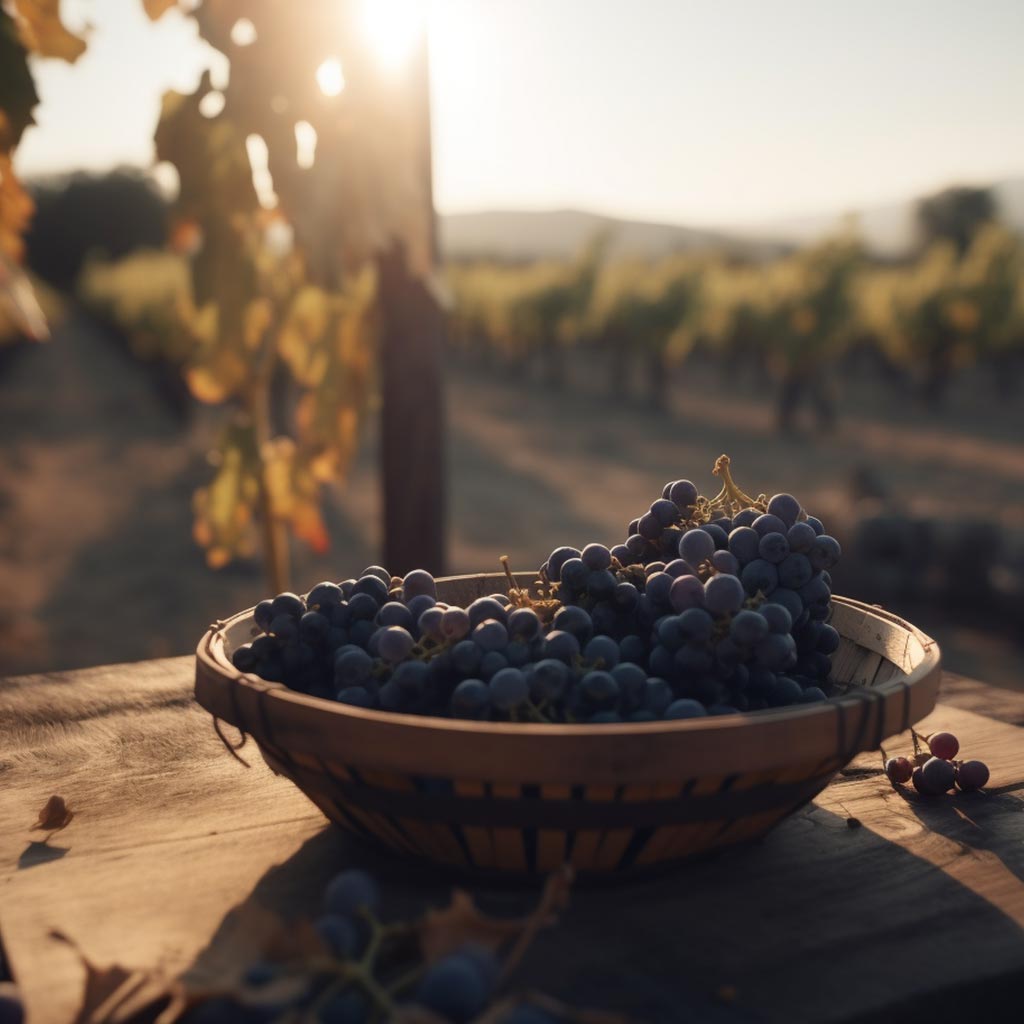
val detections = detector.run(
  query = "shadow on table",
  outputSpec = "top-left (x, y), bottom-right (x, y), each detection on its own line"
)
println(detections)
top-left (896, 783), bottom-right (1024, 888)
top-left (182, 802), bottom-right (1024, 1024)
top-left (17, 839), bottom-right (69, 869)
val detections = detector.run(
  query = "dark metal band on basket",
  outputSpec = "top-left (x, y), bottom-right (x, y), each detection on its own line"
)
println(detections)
top-left (834, 680), bottom-right (912, 767)
top-left (262, 759), bottom-right (834, 828)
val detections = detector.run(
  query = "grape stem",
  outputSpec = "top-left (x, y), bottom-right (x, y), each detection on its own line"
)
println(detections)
top-left (707, 454), bottom-right (768, 519)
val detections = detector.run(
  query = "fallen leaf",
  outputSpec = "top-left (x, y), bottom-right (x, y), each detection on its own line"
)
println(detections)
top-left (418, 865), bottom-right (573, 981)
top-left (32, 794), bottom-right (74, 832)
top-left (50, 931), bottom-right (181, 1024)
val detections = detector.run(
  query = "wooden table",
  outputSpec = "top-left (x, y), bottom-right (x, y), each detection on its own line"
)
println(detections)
top-left (2, 658), bottom-right (1023, 1023)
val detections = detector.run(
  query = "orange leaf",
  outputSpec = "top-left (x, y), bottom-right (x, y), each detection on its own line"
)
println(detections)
top-left (142, 0), bottom-right (180, 21)
top-left (12, 0), bottom-right (88, 61)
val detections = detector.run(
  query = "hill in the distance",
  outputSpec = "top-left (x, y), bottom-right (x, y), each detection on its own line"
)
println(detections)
top-left (439, 208), bottom-right (788, 263)
top-left (441, 177), bottom-right (1024, 262)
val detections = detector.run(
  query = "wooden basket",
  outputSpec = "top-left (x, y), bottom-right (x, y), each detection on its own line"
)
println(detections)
top-left (194, 574), bottom-right (940, 876)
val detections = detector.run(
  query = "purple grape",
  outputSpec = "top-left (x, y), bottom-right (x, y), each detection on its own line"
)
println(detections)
top-left (711, 549), bottom-right (740, 575)
top-left (611, 543), bottom-right (632, 564)
top-left (253, 599), bottom-right (275, 631)
top-left (786, 521), bottom-right (817, 553)
top-left (758, 532), bottom-right (790, 564)
top-left (376, 601), bottom-right (415, 629)
top-left (760, 601), bottom-right (793, 634)
top-left (307, 581), bottom-right (344, 609)
top-left (324, 869), bottom-right (379, 916)
top-left (553, 604), bottom-right (593, 640)
top-left (752, 513), bottom-right (787, 538)
top-left (665, 698), bottom-right (708, 719)
top-left (402, 569), bottom-right (436, 600)
top-left (679, 528), bottom-right (715, 566)
top-left (955, 760), bottom-right (989, 792)
top-left (885, 756), bottom-right (913, 785)
top-left (584, 634), bottom-right (620, 667)
top-left (643, 677), bottom-right (673, 714)
top-left (543, 630), bottom-right (580, 663)
top-left (928, 732), bottom-right (960, 760)
top-left (727, 526), bottom-right (762, 565)
top-left (544, 546), bottom-right (581, 580)
top-left (733, 507), bottom-right (760, 528)
top-left (677, 607), bottom-right (714, 643)
top-left (668, 479), bottom-right (699, 509)
top-left (664, 558), bottom-right (695, 578)
top-left (767, 493), bottom-right (802, 527)
top-left (467, 596), bottom-right (508, 627)
top-left (419, 607), bottom-right (445, 643)
top-left (378, 626), bottom-right (415, 662)
top-left (587, 568), bottom-right (617, 600)
top-left (472, 619), bottom-right (508, 652)
top-left (507, 607), bottom-right (541, 639)
top-left (700, 523), bottom-right (730, 550)
top-left (816, 623), bottom-right (840, 654)
top-left (338, 686), bottom-right (374, 707)
top-left (581, 670), bottom-right (620, 707)
top-left (625, 534), bottom-right (647, 559)
top-left (581, 543), bottom-right (612, 570)
top-left (740, 558), bottom-right (778, 596)
top-left (730, 609), bottom-right (770, 646)
top-left (920, 756), bottom-right (956, 793)
top-left (704, 574), bottom-right (745, 615)
top-left (638, 512), bottom-right (663, 541)
top-left (406, 594), bottom-right (436, 623)
top-left (650, 498), bottom-right (681, 527)
top-left (669, 574), bottom-right (705, 612)
top-left (441, 607), bottom-right (471, 641)
top-left (755, 632), bottom-right (797, 670)
top-left (778, 552), bottom-right (813, 588)
top-left (810, 535), bottom-right (842, 571)
top-left (489, 668), bottom-right (529, 711)
top-left (646, 571), bottom-right (674, 605)
top-left (530, 659), bottom-right (568, 700)
top-left (769, 676), bottom-right (803, 706)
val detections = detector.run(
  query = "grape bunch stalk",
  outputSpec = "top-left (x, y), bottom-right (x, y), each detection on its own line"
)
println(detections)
top-left (232, 455), bottom-right (843, 721)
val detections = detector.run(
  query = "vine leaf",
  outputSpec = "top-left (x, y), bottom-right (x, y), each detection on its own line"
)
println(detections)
top-left (0, 14), bottom-right (40, 147)
top-left (10, 0), bottom-right (87, 62)
top-left (417, 865), bottom-right (573, 972)
top-left (142, 0), bottom-right (180, 21)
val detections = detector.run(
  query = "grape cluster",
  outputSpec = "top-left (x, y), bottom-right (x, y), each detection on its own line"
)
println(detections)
top-left (232, 456), bottom-right (843, 722)
top-left (885, 730), bottom-right (990, 795)
top-left (183, 868), bottom-right (563, 1024)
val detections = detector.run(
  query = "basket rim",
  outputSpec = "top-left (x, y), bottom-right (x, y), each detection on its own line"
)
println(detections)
top-left (194, 577), bottom-right (941, 780)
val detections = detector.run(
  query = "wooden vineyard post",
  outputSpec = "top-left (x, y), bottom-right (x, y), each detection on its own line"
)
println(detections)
top-left (378, 244), bottom-right (447, 575)
top-left (378, 32), bottom-right (446, 576)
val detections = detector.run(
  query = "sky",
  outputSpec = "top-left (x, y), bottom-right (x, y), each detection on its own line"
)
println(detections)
top-left (14, 0), bottom-right (1024, 229)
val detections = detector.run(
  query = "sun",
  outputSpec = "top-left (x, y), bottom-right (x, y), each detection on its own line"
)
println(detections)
top-left (359, 0), bottom-right (426, 72)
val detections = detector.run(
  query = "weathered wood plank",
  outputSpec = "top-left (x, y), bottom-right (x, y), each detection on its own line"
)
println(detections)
top-left (1, 659), bottom-right (1022, 1024)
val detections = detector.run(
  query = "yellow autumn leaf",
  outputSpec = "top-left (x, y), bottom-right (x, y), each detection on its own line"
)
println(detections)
top-left (243, 297), bottom-right (273, 350)
top-left (12, 0), bottom-right (87, 61)
top-left (142, 0), bottom-right (179, 21)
